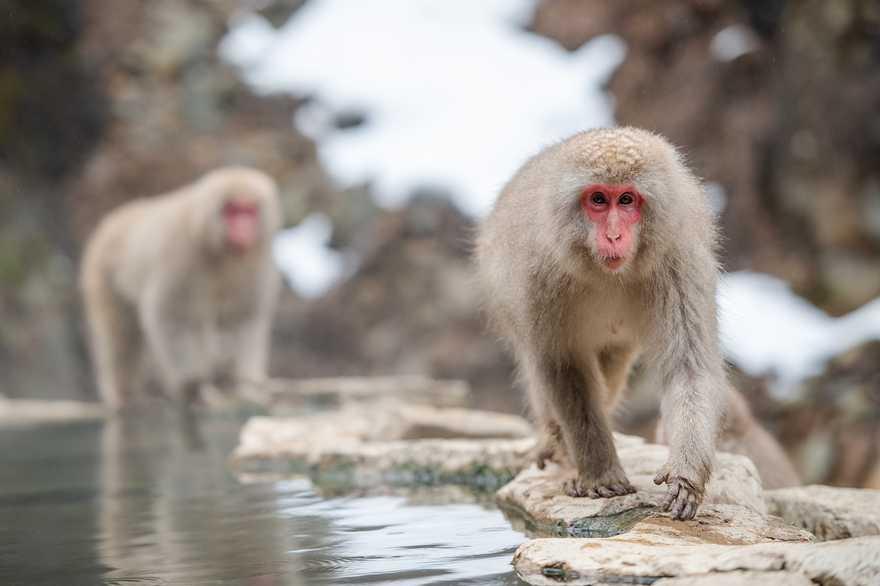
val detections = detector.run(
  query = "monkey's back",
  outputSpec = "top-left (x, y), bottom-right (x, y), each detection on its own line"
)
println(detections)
top-left (81, 188), bottom-right (203, 302)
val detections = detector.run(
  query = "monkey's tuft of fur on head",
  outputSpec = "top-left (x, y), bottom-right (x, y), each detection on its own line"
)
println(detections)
top-left (569, 127), bottom-right (651, 182)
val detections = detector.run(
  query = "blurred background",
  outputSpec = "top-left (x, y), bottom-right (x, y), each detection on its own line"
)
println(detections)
top-left (2, 0), bottom-right (879, 489)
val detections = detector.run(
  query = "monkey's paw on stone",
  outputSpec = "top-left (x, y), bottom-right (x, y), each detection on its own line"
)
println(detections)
top-left (533, 438), bottom-right (568, 470)
top-left (534, 444), bottom-right (556, 470)
top-left (497, 433), bottom-right (770, 540)
top-left (563, 469), bottom-right (636, 499)
top-left (653, 473), bottom-right (702, 521)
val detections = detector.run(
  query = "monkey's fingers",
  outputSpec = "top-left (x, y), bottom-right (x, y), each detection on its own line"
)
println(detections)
top-left (534, 446), bottom-right (556, 470)
top-left (653, 470), bottom-right (669, 485)
top-left (660, 477), bottom-right (700, 521)
top-left (659, 479), bottom-right (680, 510)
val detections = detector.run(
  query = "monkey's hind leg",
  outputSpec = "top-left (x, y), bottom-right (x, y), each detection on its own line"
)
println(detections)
top-left (541, 357), bottom-right (635, 498)
top-left (521, 354), bottom-right (569, 469)
top-left (83, 280), bottom-right (142, 410)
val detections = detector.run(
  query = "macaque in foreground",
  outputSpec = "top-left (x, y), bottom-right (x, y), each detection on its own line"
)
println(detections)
top-left (477, 127), bottom-right (729, 520)
top-left (81, 167), bottom-right (282, 409)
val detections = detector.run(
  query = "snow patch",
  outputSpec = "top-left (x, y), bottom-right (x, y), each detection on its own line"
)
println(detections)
top-left (710, 25), bottom-right (758, 62)
top-left (704, 182), bottom-right (727, 216)
top-left (221, 0), bottom-right (626, 217)
top-left (718, 272), bottom-right (880, 395)
top-left (272, 214), bottom-right (350, 298)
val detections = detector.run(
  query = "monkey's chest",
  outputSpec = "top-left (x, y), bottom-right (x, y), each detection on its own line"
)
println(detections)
top-left (569, 293), bottom-right (644, 350)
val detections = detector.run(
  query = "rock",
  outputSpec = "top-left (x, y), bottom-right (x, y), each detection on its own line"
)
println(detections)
top-left (514, 535), bottom-right (879, 586)
top-left (498, 434), bottom-right (769, 538)
top-left (766, 485), bottom-right (880, 540)
top-left (0, 397), bottom-right (106, 425)
top-left (653, 572), bottom-right (813, 586)
top-left (231, 406), bottom-right (534, 490)
top-left (257, 375), bottom-right (471, 411)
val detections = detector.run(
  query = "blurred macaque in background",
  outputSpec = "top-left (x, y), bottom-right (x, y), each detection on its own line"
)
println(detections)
top-left (80, 167), bottom-right (282, 409)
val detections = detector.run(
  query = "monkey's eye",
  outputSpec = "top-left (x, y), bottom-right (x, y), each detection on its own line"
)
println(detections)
top-left (619, 193), bottom-right (635, 205)
top-left (590, 192), bottom-right (607, 205)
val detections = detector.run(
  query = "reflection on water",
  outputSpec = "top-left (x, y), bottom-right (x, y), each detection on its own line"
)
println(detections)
top-left (0, 413), bottom-right (526, 585)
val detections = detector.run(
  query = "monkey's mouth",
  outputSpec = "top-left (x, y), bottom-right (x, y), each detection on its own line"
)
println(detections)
top-left (602, 255), bottom-right (626, 271)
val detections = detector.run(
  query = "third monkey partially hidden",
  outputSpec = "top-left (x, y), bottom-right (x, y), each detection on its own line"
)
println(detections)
top-left (478, 127), bottom-right (735, 520)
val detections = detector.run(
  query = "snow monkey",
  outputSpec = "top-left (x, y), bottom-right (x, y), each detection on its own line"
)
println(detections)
top-left (81, 167), bottom-right (282, 410)
top-left (476, 127), bottom-right (728, 520)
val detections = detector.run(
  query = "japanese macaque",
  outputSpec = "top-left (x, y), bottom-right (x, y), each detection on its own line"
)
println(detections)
top-left (81, 167), bottom-right (282, 410)
top-left (476, 127), bottom-right (728, 520)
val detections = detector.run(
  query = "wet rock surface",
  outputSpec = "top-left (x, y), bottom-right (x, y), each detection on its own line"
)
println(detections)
top-left (231, 405), bottom-right (534, 490)
top-left (767, 485), bottom-right (880, 541)
top-left (497, 434), bottom-right (772, 537)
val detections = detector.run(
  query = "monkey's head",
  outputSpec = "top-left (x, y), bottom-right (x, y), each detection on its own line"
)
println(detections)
top-left (547, 127), bottom-right (707, 277)
top-left (580, 183), bottom-right (643, 272)
top-left (196, 167), bottom-right (282, 255)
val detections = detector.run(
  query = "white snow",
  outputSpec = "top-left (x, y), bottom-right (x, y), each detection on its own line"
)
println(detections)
top-left (271, 213), bottom-right (349, 299)
top-left (704, 182), bottom-right (727, 216)
top-left (221, 0), bottom-right (626, 217)
top-left (719, 272), bottom-right (880, 395)
top-left (710, 24), bottom-right (758, 62)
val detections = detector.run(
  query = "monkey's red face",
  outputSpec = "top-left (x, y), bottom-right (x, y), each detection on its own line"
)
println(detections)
top-left (581, 184), bottom-right (643, 271)
top-left (223, 200), bottom-right (261, 252)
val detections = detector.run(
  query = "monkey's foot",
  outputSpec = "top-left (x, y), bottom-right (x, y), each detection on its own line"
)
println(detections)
top-left (564, 468), bottom-right (636, 499)
top-left (653, 471), bottom-right (702, 521)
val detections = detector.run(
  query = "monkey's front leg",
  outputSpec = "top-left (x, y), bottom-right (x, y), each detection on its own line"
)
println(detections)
top-left (541, 358), bottom-right (635, 498)
top-left (653, 373), bottom-right (719, 520)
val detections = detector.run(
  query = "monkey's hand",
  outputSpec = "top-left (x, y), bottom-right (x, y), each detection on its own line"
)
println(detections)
top-left (653, 467), bottom-right (704, 521)
top-left (534, 443), bottom-right (556, 470)
top-left (534, 420), bottom-right (568, 470)
top-left (533, 434), bottom-right (566, 470)
top-left (564, 466), bottom-right (636, 499)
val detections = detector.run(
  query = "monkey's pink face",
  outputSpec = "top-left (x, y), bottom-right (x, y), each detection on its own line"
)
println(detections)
top-left (580, 184), bottom-right (643, 272)
top-left (223, 199), bottom-right (261, 252)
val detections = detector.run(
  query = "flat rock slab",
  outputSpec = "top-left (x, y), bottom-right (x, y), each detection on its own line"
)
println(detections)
top-left (766, 485), bottom-right (880, 540)
top-left (253, 376), bottom-right (471, 412)
top-left (514, 535), bottom-right (880, 586)
top-left (232, 406), bottom-right (535, 489)
top-left (497, 434), bottom-right (770, 539)
top-left (236, 404), bottom-right (532, 448)
top-left (653, 572), bottom-right (814, 586)
top-left (0, 397), bottom-right (106, 426)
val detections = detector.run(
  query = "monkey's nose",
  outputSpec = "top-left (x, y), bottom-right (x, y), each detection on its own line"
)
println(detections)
top-left (606, 233), bottom-right (622, 242)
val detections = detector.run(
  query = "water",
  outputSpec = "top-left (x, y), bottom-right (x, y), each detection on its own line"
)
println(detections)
top-left (0, 414), bottom-right (527, 585)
